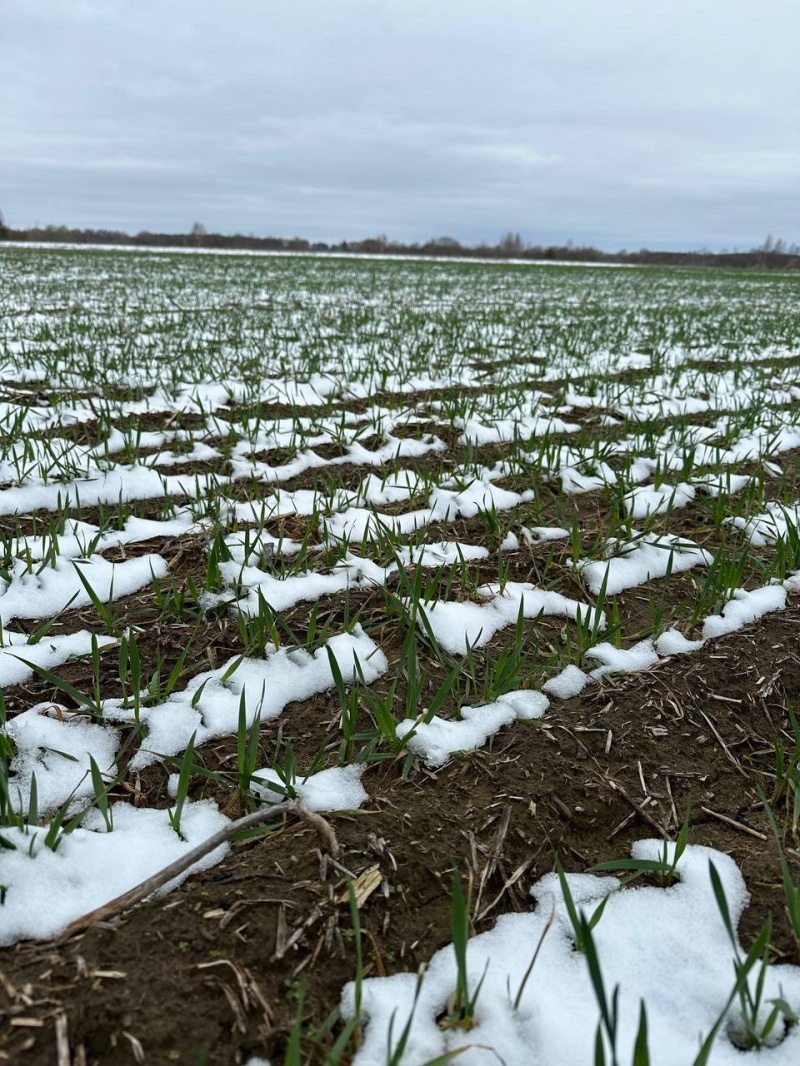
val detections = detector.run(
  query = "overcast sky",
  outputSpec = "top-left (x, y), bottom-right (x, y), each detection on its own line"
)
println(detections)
top-left (2, 0), bottom-right (798, 250)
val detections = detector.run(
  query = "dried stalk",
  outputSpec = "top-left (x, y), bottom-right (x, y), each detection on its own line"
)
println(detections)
top-left (58, 800), bottom-right (339, 940)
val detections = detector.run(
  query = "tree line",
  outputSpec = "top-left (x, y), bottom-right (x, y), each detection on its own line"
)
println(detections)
top-left (0, 213), bottom-right (797, 270)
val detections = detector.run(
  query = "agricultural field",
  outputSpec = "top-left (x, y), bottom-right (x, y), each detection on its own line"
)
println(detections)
top-left (1, 246), bottom-right (800, 1065)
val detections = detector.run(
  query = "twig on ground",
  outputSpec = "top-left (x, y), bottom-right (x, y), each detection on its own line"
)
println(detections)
top-left (57, 800), bottom-right (340, 941)
top-left (606, 778), bottom-right (664, 835)
top-left (697, 708), bottom-right (748, 777)
top-left (700, 806), bottom-right (767, 841)
top-left (54, 1012), bottom-right (70, 1066)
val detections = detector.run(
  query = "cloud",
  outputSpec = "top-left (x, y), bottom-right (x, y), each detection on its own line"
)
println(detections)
top-left (2, 0), bottom-right (798, 248)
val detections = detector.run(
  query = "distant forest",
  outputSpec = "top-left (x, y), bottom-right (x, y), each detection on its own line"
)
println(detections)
top-left (1, 214), bottom-right (798, 270)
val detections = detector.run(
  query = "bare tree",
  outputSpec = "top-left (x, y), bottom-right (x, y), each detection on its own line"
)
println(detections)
top-left (189, 221), bottom-right (207, 247)
top-left (499, 232), bottom-right (525, 255)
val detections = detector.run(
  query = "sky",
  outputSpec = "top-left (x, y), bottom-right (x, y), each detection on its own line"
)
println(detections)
top-left (2, 0), bottom-right (798, 251)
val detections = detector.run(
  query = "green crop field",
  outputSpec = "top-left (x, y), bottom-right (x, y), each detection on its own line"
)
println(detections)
top-left (2, 245), bottom-right (800, 1065)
